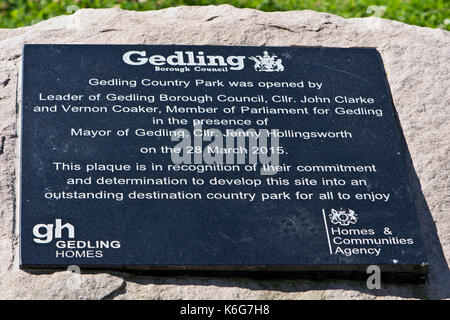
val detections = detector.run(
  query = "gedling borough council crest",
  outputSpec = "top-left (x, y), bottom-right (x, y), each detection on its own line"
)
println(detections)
top-left (329, 208), bottom-right (358, 226)
top-left (249, 51), bottom-right (284, 72)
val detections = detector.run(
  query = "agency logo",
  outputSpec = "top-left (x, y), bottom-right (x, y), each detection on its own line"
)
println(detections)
top-left (329, 208), bottom-right (358, 226)
top-left (249, 51), bottom-right (284, 72)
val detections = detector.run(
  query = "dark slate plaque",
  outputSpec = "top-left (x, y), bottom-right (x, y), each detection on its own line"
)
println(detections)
top-left (20, 44), bottom-right (428, 280)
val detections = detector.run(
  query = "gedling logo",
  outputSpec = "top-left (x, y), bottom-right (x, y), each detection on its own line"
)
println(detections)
top-left (123, 50), bottom-right (246, 70)
top-left (249, 51), bottom-right (284, 72)
top-left (33, 219), bottom-right (75, 244)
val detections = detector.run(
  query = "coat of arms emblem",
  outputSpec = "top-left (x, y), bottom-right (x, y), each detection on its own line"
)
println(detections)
top-left (249, 51), bottom-right (284, 72)
top-left (329, 208), bottom-right (358, 226)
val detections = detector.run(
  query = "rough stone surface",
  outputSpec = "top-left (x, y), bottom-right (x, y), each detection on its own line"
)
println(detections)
top-left (0, 271), bottom-right (125, 300)
top-left (0, 5), bottom-right (448, 299)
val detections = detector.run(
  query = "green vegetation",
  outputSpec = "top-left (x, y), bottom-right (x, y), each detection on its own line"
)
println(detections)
top-left (1, 0), bottom-right (449, 30)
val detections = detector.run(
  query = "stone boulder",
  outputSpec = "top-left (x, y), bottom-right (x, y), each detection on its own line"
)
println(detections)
top-left (0, 5), bottom-right (448, 299)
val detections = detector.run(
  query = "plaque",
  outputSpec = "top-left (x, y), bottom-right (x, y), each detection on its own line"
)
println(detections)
top-left (20, 44), bottom-right (428, 280)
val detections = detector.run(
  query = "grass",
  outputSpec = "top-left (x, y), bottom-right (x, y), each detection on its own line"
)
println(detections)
top-left (0, 0), bottom-right (449, 30)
